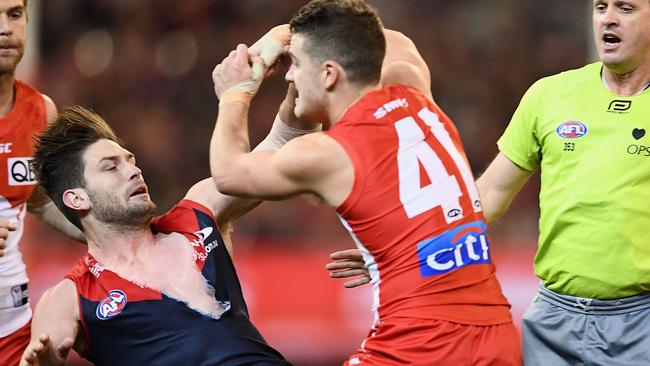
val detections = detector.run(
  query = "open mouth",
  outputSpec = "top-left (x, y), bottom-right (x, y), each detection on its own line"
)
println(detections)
top-left (129, 185), bottom-right (148, 197)
top-left (603, 33), bottom-right (621, 46)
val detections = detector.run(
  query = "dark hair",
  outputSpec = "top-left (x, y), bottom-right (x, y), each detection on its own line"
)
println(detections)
top-left (290, 0), bottom-right (386, 85)
top-left (33, 106), bottom-right (120, 230)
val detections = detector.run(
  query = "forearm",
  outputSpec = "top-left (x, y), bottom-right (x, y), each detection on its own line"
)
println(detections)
top-left (476, 177), bottom-right (516, 223)
top-left (27, 189), bottom-right (84, 242)
top-left (29, 201), bottom-right (85, 242)
top-left (476, 153), bottom-right (533, 223)
top-left (210, 101), bottom-right (253, 192)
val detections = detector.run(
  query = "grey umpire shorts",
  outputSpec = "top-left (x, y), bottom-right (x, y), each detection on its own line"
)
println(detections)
top-left (522, 285), bottom-right (650, 366)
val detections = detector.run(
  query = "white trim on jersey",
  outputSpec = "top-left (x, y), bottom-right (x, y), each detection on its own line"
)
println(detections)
top-left (337, 214), bottom-right (381, 326)
top-left (0, 201), bottom-right (28, 288)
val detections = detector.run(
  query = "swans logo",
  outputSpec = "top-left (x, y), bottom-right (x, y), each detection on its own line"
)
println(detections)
top-left (96, 290), bottom-right (127, 320)
top-left (417, 221), bottom-right (491, 276)
top-left (556, 121), bottom-right (588, 139)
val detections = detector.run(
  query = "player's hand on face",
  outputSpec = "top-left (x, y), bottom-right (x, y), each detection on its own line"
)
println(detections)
top-left (0, 219), bottom-right (17, 257)
top-left (20, 334), bottom-right (74, 366)
top-left (212, 43), bottom-right (264, 101)
top-left (326, 249), bottom-right (371, 288)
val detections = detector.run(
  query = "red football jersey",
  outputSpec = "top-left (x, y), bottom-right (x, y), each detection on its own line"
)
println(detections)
top-left (0, 80), bottom-right (47, 290)
top-left (325, 84), bottom-right (511, 325)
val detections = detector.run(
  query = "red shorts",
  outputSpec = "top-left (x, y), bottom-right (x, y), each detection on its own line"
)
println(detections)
top-left (343, 317), bottom-right (521, 366)
top-left (0, 319), bottom-right (31, 366)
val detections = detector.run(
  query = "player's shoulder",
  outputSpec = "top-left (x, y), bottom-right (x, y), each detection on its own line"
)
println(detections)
top-left (533, 62), bottom-right (601, 92)
top-left (153, 198), bottom-right (216, 235)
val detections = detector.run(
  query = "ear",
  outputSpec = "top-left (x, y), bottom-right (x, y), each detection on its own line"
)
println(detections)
top-left (62, 188), bottom-right (91, 212)
top-left (322, 60), bottom-right (342, 90)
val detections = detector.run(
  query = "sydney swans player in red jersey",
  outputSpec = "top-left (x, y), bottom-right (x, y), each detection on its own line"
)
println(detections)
top-left (0, 1), bottom-right (83, 365)
top-left (211, 0), bottom-right (520, 365)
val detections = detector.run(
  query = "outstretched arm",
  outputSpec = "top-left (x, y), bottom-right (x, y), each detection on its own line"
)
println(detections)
top-left (476, 153), bottom-right (533, 223)
top-left (20, 280), bottom-right (80, 366)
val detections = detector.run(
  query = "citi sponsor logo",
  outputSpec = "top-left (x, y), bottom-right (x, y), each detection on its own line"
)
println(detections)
top-left (96, 290), bottom-right (127, 320)
top-left (556, 121), bottom-right (588, 139)
top-left (373, 98), bottom-right (408, 119)
top-left (417, 221), bottom-right (491, 276)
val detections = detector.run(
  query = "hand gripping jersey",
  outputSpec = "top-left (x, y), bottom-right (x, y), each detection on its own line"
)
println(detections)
top-left (325, 85), bottom-right (511, 325)
top-left (0, 80), bottom-right (47, 337)
top-left (66, 200), bottom-right (291, 366)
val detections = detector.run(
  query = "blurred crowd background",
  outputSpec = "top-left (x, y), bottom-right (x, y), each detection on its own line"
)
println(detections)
top-left (19, 1), bottom-right (592, 365)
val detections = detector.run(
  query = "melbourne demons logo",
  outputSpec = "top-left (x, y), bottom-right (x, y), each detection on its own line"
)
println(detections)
top-left (556, 121), bottom-right (588, 139)
top-left (96, 290), bottom-right (128, 320)
top-left (417, 221), bottom-right (491, 276)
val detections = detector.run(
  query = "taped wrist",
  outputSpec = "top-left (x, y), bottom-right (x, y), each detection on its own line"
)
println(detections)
top-left (251, 24), bottom-right (290, 67)
top-left (219, 62), bottom-right (264, 106)
top-left (254, 113), bottom-right (322, 152)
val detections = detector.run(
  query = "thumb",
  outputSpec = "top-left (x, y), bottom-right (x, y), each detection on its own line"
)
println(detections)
top-left (250, 55), bottom-right (265, 83)
top-left (55, 337), bottom-right (75, 361)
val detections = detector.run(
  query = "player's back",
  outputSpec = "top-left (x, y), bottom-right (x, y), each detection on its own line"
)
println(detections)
top-left (326, 84), bottom-right (511, 325)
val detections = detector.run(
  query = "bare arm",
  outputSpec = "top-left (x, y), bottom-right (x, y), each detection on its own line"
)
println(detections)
top-left (20, 280), bottom-right (80, 366)
top-left (381, 29), bottom-right (432, 99)
top-left (27, 187), bottom-right (85, 242)
top-left (476, 153), bottom-right (533, 223)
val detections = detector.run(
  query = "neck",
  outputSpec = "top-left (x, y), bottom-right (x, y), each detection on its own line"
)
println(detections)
top-left (602, 63), bottom-right (650, 96)
top-left (329, 81), bottom-right (381, 125)
top-left (86, 222), bottom-right (156, 268)
top-left (0, 72), bottom-right (16, 117)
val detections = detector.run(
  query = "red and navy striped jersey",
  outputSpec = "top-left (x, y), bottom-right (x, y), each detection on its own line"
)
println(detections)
top-left (66, 200), bottom-right (291, 366)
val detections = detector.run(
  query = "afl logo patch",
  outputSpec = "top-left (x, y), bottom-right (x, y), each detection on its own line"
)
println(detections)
top-left (96, 290), bottom-right (127, 320)
top-left (556, 121), bottom-right (588, 139)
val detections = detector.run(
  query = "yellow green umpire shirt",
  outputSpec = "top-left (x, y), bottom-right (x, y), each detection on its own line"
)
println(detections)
top-left (498, 62), bottom-right (650, 299)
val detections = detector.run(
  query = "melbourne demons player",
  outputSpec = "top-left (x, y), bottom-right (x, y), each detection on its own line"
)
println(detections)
top-left (19, 25), bottom-right (368, 365)
top-left (0, 1), bottom-right (83, 365)
top-left (211, 1), bottom-right (521, 365)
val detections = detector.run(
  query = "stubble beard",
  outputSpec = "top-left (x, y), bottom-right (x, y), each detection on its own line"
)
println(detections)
top-left (87, 189), bottom-right (157, 230)
top-left (0, 43), bottom-right (24, 76)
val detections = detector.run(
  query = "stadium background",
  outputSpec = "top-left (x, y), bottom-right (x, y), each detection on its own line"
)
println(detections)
top-left (18, 1), bottom-right (591, 365)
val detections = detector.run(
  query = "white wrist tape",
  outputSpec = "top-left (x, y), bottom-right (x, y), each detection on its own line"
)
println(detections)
top-left (254, 113), bottom-right (322, 152)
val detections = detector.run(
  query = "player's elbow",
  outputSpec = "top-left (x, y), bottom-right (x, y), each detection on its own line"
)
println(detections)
top-left (211, 169), bottom-right (237, 196)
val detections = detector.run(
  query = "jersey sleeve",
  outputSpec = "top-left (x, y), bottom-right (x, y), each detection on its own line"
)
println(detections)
top-left (497, 78), bottom-right (546, 172)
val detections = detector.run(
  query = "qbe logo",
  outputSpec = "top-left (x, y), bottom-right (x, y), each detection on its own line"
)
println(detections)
top-left (96, 290), bottom-right (128, 320)
top-left (556, 121), bottom-right (588, 139)
top-left (417, 221), bottom-right (491, 276)
top-left (8, 157), bottom-right (36, 186)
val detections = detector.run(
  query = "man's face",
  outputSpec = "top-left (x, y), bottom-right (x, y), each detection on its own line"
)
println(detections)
top-left (285, 33), bottom-right (328, 124)
top-left (0, 0), bottom-right (26, 74)
top-left (82, 139), bottom-right (156, 227)
top-left (593, 0), bottom-right (650, 73)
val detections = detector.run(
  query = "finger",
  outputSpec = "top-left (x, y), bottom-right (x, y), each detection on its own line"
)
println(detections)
top-left (344, 276), bottom-right (371, 288)
top-left (0, 249), bottom-right (4, 257)
top-left (330, 249), bottom-right (363, 260)
top-left (235, 43), bottom-right (249, 65)
top-left (330, 269), bottom-right (367, 278)
top-left (326, 261), bottom-right (366, 271)
top-left (0, 228), bottom-right (8, 238)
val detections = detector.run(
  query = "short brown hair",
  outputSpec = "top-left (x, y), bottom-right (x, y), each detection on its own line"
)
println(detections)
top-left (290, 0), bottom-right (385, 85)
top-left (33, 106), bottom-right (120, 230)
